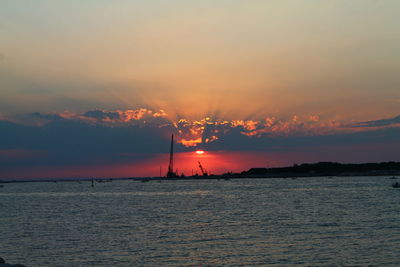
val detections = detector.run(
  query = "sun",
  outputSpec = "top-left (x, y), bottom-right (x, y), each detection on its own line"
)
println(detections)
top-left (195, 150), bottom-right (205, 155)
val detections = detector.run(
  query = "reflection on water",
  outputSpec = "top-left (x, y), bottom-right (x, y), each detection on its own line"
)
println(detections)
top-left (0, 189), bottom-right (211, 198)
top-left (1, 177), bottom-right (400, 266)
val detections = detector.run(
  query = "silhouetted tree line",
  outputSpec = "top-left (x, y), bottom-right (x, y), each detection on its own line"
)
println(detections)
top-left (242, 162), bottom-right (400, 176)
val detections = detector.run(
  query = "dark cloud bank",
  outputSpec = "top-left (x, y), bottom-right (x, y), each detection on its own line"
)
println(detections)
top-left (1, 111), bottom-right (399, 177)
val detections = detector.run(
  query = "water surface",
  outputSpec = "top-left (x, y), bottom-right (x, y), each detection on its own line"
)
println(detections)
top-left (1, 177), bottom-right (400, 266)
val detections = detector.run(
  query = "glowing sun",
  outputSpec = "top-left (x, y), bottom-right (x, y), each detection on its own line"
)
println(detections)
top-left (195, 150), bottom-right (205, 155)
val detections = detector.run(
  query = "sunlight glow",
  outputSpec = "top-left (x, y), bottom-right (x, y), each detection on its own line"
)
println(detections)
top-left (196, 150), bottom-right (205, 155)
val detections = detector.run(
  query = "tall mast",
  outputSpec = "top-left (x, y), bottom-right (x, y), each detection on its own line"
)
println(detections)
top-left (167, 134), bottom-right (175, 177)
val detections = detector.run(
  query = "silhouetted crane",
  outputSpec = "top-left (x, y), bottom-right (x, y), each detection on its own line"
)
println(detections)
top-left (198, 161), bottom-right (208, 176)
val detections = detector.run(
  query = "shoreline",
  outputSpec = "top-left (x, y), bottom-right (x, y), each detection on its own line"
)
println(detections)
top-left (2, 162), bottom-right (399, 184)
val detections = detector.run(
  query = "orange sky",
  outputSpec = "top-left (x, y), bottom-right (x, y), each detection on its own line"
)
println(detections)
top-left (1, 1), bottom-right (399, 121)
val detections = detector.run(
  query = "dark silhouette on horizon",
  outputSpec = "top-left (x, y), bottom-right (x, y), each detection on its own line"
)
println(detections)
top-left (166, 134), bottom-right (178, 178)
top-left (239, 161), bottom-right (400, 178)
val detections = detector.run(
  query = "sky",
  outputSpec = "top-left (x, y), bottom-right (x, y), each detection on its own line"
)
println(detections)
top-left (0, 0), bottom-right (399, 178)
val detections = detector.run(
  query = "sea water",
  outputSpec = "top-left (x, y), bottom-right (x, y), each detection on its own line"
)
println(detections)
top-left (1, 177), bottom-right (400, 266)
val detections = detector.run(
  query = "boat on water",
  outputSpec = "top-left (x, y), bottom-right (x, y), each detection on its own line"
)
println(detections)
top-left (392, 182), bottom-right (400, 188)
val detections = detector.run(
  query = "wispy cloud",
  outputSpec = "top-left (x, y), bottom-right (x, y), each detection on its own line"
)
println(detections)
top-left (353, 115), bottom-right (400, 128)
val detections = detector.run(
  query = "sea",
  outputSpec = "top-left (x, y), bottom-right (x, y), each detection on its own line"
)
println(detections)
top-left (1, 176), bottom-right (400, 266)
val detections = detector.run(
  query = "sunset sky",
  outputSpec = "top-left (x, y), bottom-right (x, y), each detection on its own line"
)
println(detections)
top-left (1, 1), bottom-right (399, 178)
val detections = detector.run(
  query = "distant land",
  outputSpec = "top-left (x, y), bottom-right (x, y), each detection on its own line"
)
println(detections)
top-left (237, 161), bottom-right (400, 178)
top-left (1, 162), bottom-right (400, 183)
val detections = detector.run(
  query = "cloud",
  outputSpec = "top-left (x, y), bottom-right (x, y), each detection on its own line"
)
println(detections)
top-left (4, 109), bottom-right (396, 151)
top-left (1, 110), bottom-right (400, 178)
top-left (353, 115), bottom-right (400, 128)
top-left (7, 110), bottom-right (346, 148)
top-left (0, 117), bottom-right (172, 168)
top-left (81, 108), bottom-right (168, 123)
